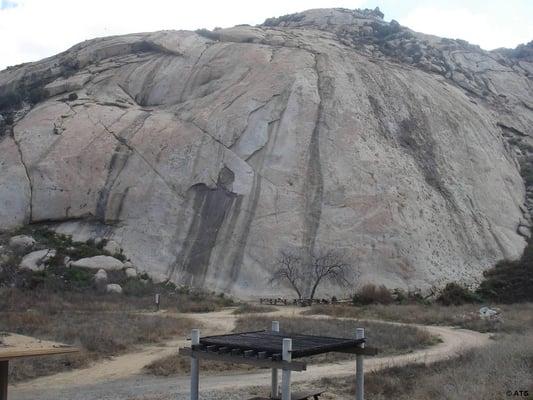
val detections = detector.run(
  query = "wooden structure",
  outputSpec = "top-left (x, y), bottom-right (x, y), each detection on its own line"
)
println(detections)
top-left (179, 321), bottom-right (378, 400)
top-left (0, 337), bottom-right (79, 400)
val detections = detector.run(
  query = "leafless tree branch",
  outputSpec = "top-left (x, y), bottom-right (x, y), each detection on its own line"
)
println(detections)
top-left (270, 247), bottom-right (353, 300)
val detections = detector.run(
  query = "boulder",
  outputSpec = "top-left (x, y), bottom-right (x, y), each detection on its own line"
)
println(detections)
top-left (125, 267), bottom-right (137, 278)
top-left (517, 225), bottom-right (531, 238)
top-left (19, 249), bottom-right (56, 271)
top-left (9, 235), bottom-right (36, 250)
top-left (71, 255), bottom-right (124, 270)
top-left (103, 240), bottom-right (121, 255)
top-left (94, 268), bottom-right (108, 291)
top-left (0, 254), bottom-right (10, 265)
top-left (106, 283), bottom-right (123, 294)
top-left (44, 73), bottom-right (91, 97)
top-left (151, 273), bottom-right (168, 284)
top-left (479, 306), bottom-right (500, 319)
top-left (94, 268), bottom-right (108, 281)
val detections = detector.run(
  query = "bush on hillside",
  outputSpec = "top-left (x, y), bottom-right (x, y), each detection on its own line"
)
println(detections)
top-left (352, 284), bottom-right (394, 305)
top-left (476, 234), bottom-right (533, 303)
top-left (477, 260), bottom-right (533, 303)
top-left (436, 283), bottom-right (482, 306)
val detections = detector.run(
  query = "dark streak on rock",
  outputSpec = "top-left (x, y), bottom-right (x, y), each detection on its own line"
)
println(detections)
top-left (368, 89), bottom-right (456, 208)
top-left (497, 122), bottom-right (526, 137)
top-left (303, 53), bottom-right (328, 253)
top-left (11, 135), bottom-right (33, 223)
top-left (96, 113), bottom-right (150, 222)
top-left (176, 168), bottom-right (240, 287)
top-left (225, 174), bottom-right (262, 290)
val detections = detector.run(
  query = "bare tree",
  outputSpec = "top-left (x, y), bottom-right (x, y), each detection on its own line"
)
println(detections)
top-left (270, 249), bottom-right (305, 299)
top-left (270, 248), bottom-right (352, 300)
top-left (308, 249), bottom-right (350, 300)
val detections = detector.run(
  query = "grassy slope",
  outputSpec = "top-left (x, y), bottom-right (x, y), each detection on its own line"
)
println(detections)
top-left (308, 302), bottom-right (533, 399)
top-left (305, 303), bottom-right (533, 333)
top-left (0, 289), bottom-right (198, 381)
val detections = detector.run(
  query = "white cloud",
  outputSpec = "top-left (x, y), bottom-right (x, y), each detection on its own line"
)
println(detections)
top-left (402, 6), bottom-right (533, 50)
top-left (0, 0), bottom-right (365, 70)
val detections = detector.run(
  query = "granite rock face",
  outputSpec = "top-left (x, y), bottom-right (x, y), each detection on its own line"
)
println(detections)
top-left (0, 8), bottom-right (531, 296)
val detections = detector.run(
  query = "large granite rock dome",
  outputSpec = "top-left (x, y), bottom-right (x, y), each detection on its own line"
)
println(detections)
top-left (0, 8), bottom-right (532, 296)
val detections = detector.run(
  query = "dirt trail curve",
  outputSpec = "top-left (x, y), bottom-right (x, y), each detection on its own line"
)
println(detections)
top-left (11, 307), bottom-right (491, 400)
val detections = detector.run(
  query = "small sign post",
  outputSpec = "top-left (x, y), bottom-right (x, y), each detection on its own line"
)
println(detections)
top-left (271, 321), bottom-right (280, 398)
top-left (155, 293), bottom-right (160, 311)
top-left (355, 328), bottom-right (365, 400)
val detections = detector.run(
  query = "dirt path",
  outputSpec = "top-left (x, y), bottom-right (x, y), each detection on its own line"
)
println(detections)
top-left (10, 309), bottom-right (237, 389)
top-left (10, 307), bottom-right (491, 400)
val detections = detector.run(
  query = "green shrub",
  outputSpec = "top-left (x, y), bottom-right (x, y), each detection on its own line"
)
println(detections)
top-left (195, 28), bottom-right (220, 41)
top-left (63, 268), bottom-right (93, 289)
top-left (0, 91), bottom-right (22, 111)
top-left (477, 260), bottom-right (533, 303)
top-left (436, 283), bottom-right (481, 306)
top-left (392, 289), bottom-right (430, 305)
top-left (476, 234), bottom-right (533, 303)
top-left (123, 278), bottom-right (153, 296)
top-left (353, 284), bottom-right (394, 305)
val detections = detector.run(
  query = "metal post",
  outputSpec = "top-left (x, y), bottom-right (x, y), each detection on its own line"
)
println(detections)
top-left (281, 338), bottom-right (292, 400)
top-left (271, 321), bottom-right (280, 398)
top-left (190, 329), bottom-right (200, 400)
top-left (355, 328), bottom-right (365, 400)
top-left (0, 360), bottom-right (8, 400)
top-left (155, 293), bottom-right (160, 311)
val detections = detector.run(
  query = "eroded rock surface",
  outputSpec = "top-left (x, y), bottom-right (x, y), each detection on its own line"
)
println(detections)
top-left (0, 8), bottom-right (531, 296)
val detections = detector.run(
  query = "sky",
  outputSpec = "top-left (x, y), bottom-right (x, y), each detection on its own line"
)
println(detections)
top-left (0, 0), bottom-right (532, 70)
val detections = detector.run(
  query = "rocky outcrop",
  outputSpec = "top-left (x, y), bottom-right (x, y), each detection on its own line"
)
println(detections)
top-left (0, 8), bottom-right (531, 296)
top-left (9, 235), bottom-right (35, 250)
top-left (106, 283), bottom-right (123, 294)
top-left (70, 255), bottom-right (124, 271)
top-left (19, 249), bottom-right (56, 271)
top-left (125, 267), bottom-right (137, 278)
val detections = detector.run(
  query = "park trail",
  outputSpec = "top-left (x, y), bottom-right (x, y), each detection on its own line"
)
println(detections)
top-left (10, 306), bottom-right (491, 400)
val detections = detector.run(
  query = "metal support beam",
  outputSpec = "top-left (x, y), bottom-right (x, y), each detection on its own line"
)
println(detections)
top-left (179, 348), bottom-right (306, 371)
top-left (0, 360), bottom-right (8, 400)
top-left (281, 338), bottom-right (292, 400)
top-left (355, 328), bottom-right (365, 400)
top-left (271, 321), bottom-right (279, 399)
top-left (190, 329), bottom-right (200, 400)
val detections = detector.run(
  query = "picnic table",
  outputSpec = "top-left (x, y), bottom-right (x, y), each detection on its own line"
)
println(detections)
top-left (180, 321), bottom-right (378, 400)
top-left (0, 334), bottom-right (79, 400)
top-left (249, 390), bottom-right (325, 399)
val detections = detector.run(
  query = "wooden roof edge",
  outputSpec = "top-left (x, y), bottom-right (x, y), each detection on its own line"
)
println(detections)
top-left (0, 346), bottom-right (80, 361)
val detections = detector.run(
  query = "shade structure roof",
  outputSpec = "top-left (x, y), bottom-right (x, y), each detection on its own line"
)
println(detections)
top-left (198, 330), bottom-right (366, 358)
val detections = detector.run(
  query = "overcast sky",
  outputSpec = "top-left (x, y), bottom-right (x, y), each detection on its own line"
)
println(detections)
top-left (1, 0), bottom-right (532, 70)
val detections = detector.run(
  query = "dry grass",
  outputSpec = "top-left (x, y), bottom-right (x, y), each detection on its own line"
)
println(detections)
top-left (144, 314), bottom-right (439, 377)
top-left (144, 354), bottom-right (257, 376)
top-left (232, 303), bottom-right (277, 315)
top-left (234, 316), bottom-right (440, 358)
top-left (0, 288), bottom-right (198, 381)
top-left (320, 333), bottom-right (533, 400)
top-left (305, 303), bottom-right (533, 333)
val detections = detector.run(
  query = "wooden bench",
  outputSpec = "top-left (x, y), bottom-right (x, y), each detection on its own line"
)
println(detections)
top-left (249, 390), bottom-right (325, 400)
top-left (0, 334), bottom-right (79, 400)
